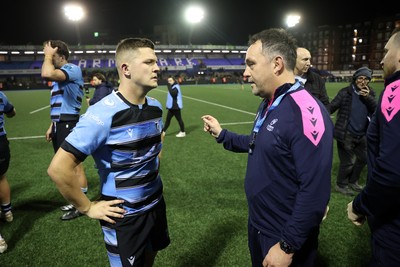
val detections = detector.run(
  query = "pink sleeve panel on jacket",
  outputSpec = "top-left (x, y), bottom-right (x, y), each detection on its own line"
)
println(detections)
top-left (381, 80), bottom-right (400, 122)
top-left (290, 90), bottom-right (325, 146)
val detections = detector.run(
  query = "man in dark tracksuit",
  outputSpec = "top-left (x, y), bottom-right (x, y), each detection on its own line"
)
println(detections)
top-left (203, 28), bottom-right (334, 267)
top-left (348, 27), bottom-right (400, 266)
top-left (217, 84), bottom-right (333, 266)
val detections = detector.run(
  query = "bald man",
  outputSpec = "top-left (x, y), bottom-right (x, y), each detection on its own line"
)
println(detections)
top-left (294, 47), bottom-right (330, 111)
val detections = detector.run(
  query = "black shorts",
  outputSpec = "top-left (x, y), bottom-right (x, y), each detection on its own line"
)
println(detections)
top-left (0, 135), bottom-right (10, 176)
top-left (100, 197), bottom-right (170, 267)
top-left (51, 121), bottom-right (77, 153)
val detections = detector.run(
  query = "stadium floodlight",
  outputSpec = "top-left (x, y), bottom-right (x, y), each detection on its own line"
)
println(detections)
top-left (64, 3), bottom-right (85, 46)
top-left (185, 6), bottom-right (204, 24)
top-left (285, 14), bottom-right (301, 28)
top-left (64, 4), bottom-right (84, 22)
top-left (184, 5), bottom-right (205, 45)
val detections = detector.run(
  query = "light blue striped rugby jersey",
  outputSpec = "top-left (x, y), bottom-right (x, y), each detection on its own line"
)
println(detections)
top-left (49, 63), bottom-right (84, 122)
top-left (63, 90), bottom-right (164, 215)
top-left (0, 91), bottom-right (14, 136)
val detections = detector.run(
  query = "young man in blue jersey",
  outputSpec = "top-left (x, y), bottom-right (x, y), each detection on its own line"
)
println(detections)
top-left (202, 28), bottom-right (334, 266)
top-left (47, 37), bottom-right (170, 267)
top-left (347, 27), bottom-right (400, 266)
top-left (41, 40), bottom-right (89, 221)
top-left (0, 91), bottom-right (16, 253)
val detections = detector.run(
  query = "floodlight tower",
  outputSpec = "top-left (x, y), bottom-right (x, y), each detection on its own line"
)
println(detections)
top-left (184, 5), bottom-right (205, 45)
top-left (64, 3), bottom-right (85, 46)
top-left (285, 14), bottom-right (301, 28)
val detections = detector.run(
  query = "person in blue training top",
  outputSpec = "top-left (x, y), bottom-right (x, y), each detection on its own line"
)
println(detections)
top-left (47, 37), bottom-right (170, 267)
top-left (41, 39), bottom-right (89, 221)
top-left (348, 27), bottom-right (400, 267)
top-left (0, 91), bottom-right (16, 253)
top-left (162, 76), bottom-right (186, 137)
top-left (86, 72), bottom-right (114, 106)
top-left (202, 28), bottom-right (334, 267)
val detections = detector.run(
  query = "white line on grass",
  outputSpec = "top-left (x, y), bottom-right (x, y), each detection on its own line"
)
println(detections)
top-left (30, 105), bottom-right (50, 114)
top-left (154, 89), bottom-right (256, 116)
top-left (154, 88), bottom-right (255, 127)
top-left (8, 135), bottom-right (44, 140)
top-left (183, 95), bottom-right (256, 116)
top-left (11, 91), bottom-right (253, 141)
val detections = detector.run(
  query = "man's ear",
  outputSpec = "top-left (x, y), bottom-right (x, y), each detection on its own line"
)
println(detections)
top-left (273, 56), bottom-right (284, 75)
top-left (122, 63), bottom-right (131, 77)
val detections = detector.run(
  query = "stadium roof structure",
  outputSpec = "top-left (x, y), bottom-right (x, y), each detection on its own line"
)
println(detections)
top-left (0, 44), bottom-right (248, 57)
top-left (0, 44), bottom-right (248, 76)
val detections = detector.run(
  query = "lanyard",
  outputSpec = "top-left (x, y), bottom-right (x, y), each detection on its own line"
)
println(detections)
top-left (252, 81), bottom-right (302, 134)
top-left (249, 81), bottom-right (302, 153)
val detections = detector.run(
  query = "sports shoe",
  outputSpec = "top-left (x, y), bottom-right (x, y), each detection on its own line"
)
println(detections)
top-left (0, 238), bottom-right (7, 254)
top-left (349, 182), bottom-right (363, 192)
top-left (60, 204), bottom-right (74, 211)
top-left (335, 185), bottom-right (354, 196)
top-left (0, 211), bottom-right (13, 222)
top-left (61, 208), bottom-right (83, 221)
top-left (176, 131), bottom-right (186, 138)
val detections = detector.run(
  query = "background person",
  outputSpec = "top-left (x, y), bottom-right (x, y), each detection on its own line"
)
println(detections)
top-left (41, 40), bottom-right (88, 221)
top-left (202, 28), bottom-right (333, 267)
top-left (47, 37), bottom-right (170, 267)
top-left (0, 91), bottom-right (16, 254)
top-left (162, 76), bottom-right (186, 137)
top-left (0, 91), bottom-right (16, 225)
top-left (347, 27), bottom-right (400, 266)
top-left (294, 47), bottom-right (330, 111)
top-left (86, 72), bottom-right (114, 106)
top-left (330, 67), bottom-right (377, 196)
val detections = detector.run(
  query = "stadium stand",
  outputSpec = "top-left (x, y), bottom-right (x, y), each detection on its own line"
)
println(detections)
top-left (0, 44), bottom-right (247, 89)
top-left (3, 43), bottom-right (382, 90)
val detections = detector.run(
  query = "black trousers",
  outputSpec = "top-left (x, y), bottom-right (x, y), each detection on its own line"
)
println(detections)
top-left (336, 132), bottom-right (367, 187)
top-left (163, 109), bottom-right (185, 132)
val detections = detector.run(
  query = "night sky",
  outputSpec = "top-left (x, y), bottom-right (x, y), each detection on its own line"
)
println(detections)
top-left (2, 0), bottom-right (397, 46)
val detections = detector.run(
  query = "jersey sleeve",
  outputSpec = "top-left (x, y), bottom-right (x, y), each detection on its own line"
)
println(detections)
top-left (64, 105), bottom-right (112, 158)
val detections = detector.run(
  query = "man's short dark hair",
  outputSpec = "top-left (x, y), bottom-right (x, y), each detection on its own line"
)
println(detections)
top-left (47, 40), bottom-right (70, 60)
top-left (115, 37), bottom-right (156, 67)
top-left (248, 28), bottom-right (297, 71)
top-left (116, 37), bottom-right (155, 54)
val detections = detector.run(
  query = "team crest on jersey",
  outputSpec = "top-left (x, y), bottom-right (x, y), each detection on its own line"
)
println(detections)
top-left (103, 98), bottom-right (115, 106)
top-left (266, 118), bottom-right (278, 131)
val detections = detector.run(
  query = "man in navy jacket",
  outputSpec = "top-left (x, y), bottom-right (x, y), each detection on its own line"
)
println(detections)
top-left (348, 27), bottom-right (400, 266)
top-left (86, 72), bottom-right (114, 106)
top-left (202, 28), bottom-right (333, 266)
